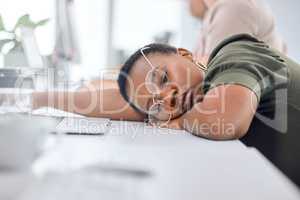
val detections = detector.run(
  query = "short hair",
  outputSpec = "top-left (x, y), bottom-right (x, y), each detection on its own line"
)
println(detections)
top-left (117, 43), bottom-right (177, 114)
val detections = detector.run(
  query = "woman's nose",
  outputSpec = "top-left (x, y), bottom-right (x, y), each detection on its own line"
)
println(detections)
top-left (159, 85), bottom-right (179, 108)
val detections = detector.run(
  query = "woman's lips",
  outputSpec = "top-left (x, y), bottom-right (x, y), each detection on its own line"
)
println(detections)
top-left (182, 90), bottom-right (193, 111)
top-left (193, 86), bottom-right (204, 103)
top-left (181, 86), bottom-right (203, 112)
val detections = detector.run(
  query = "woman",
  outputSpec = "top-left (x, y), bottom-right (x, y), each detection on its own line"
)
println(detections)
top-left (116, 34), bottom-right (298, 138)
top-left (116, 34), bottom-right (300, 187)
top-left (33, 34), bottom-right (300, 140)
top-left (32, 34), bottom-right (300, 186)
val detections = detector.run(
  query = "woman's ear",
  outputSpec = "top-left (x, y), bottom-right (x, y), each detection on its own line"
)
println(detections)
top-left (177, 48), bottom-right (194, 61)
top-left (178, 48), bottom-right (207, 71)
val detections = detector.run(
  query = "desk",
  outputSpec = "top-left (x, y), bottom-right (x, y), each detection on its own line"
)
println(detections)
top-left (20, 120), bottom-right (298, 200)
top-left (1, 118), bottom-right (300, 200)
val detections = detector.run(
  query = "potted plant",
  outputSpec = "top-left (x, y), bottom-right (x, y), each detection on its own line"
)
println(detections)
top-left (0, 14), bottom-right (49, 67)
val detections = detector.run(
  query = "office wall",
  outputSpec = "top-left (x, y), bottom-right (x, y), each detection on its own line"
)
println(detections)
top-left (74, 1), bottom-right (109, 70)
top-left (267, 0), bottom-right (300, 62)
top-left (113, 0), bottom-right (183, 55)
top-left (179, 3), bottom-right (201, 52)
top-left (180, 0), bottom-right (300, 62)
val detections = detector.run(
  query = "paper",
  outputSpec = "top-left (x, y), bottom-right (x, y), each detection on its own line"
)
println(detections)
top-left (32, 107), bottom-right (84, 118)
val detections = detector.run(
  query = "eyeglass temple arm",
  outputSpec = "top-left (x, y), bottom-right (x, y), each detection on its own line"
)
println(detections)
top-left (140, 47), bottom-right (156, 69)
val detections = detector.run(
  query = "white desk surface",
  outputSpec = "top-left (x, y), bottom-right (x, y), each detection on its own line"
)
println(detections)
top-left (2, 119), bottom-right (300, 200)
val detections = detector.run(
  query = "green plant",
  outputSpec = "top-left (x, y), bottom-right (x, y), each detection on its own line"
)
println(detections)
top-left (0, 14), bottom-right (49, 54)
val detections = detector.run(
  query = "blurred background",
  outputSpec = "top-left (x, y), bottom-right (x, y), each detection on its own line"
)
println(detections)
top-left (0, 0), bottom-right (299, 87)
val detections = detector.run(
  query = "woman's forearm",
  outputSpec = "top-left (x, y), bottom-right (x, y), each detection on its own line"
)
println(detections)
top-left (32, 91), bottom-right (80, 113)
top-left (32, 88), bottom-right (144, 121)
top-left (178, 85), bottom-right (257, 140)
top-left (180, 108), bottom-right (241, 140)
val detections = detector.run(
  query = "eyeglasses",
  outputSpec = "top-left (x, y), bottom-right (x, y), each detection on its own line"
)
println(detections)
top-left (140, 47), bottom-right (172, 127)
top-left (140, 46), bottom-right (206, 127)
top-left (141, 47), bottom-right (170, 94)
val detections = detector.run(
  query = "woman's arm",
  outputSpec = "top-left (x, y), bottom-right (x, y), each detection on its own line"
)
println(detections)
top-left (175, 84), bottom-right (258, 140)
top-left (32, 80), bottom-right (144, 121)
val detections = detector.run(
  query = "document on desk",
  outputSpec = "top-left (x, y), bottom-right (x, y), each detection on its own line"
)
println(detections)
top-left (32, 107), bottom-right (111, 135)
top-left (56, 117), bottom-right (111, 135)
top-left (32, 107), bottom-right (84, 118)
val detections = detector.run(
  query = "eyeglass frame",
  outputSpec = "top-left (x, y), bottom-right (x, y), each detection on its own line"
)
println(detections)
top-left (140, 47), bottom-right (172, 126)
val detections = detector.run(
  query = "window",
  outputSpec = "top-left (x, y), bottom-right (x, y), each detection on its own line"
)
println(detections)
top-left (111, 0), bottom-right (184, 65)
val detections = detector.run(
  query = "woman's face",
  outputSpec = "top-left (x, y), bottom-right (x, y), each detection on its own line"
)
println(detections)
top-left (126, 50), bottom-right (205, 122)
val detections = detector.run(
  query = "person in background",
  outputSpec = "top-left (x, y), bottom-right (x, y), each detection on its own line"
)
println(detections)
top-left (189, 0), bottom-right (287, 63)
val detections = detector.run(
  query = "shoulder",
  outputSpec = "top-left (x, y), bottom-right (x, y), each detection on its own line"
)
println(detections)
top-left (214, 0), bottom-right (265, 11)
top-left (208, 0), bottom-right (271, 23)
top-left (204, 34), bottom-right (289, 101)
top-left (207, 34), bottom-right (260, 63)
top-left (210, 0), bottom-right (256, 16)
